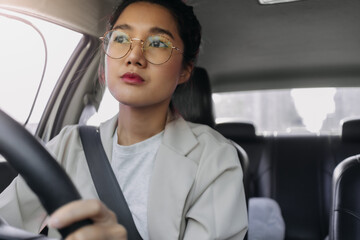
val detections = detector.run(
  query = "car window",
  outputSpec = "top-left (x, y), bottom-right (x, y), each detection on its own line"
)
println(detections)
top-left (213, 87), bottom-right (360, 135)
top-left (88, 86), bottom-right (360, 136)
top-left (0, 9), bottom-right (82, 133)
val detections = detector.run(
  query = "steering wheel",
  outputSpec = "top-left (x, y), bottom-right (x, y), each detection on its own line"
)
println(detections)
top-left (0, 109), bottom-right (92, 239)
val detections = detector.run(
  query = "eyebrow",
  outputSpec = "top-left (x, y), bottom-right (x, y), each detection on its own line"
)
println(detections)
top-left (113, 24), bottom-right (131, 31)
top-left (113, 24), bottom-right (175, 40)
top-left (149, 27), bottom-right (175, 40)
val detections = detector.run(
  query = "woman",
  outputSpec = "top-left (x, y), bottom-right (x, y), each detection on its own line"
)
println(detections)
top-left (0, 0), bottom-right (248, 239)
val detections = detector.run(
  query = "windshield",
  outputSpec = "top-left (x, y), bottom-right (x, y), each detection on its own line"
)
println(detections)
top-left (0, 9), bottom-right (82, 133)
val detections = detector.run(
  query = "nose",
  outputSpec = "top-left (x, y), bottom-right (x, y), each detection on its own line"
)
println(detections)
top-left (125, 38), bottom-right (147, 67)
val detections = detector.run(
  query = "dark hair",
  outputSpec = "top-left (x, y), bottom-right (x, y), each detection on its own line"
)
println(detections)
top-left (108, 0), bottom-right (201, 67)
top-left (99, 0), bottom-right (202, 115)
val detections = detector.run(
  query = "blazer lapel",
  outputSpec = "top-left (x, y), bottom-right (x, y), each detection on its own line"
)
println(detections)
top-left (99, 114), bottom-right (118, 163)
top-left (148, 117), bottom-right (199, 240)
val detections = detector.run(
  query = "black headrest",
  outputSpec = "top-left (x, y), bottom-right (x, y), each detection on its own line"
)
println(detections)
top-left (172, 67), bottom-right (215, 128)
top-left (341, 118), bottom-right (360, 142)
top-left (215, 122), bottom-right (256, 141)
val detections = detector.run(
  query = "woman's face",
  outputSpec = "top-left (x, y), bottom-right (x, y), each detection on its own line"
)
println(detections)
top-left (105, 2), bottom-right (192, 109)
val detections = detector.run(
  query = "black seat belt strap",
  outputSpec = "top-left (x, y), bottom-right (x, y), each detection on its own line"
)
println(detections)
top-left (78, 125), bottom-right (142, 240)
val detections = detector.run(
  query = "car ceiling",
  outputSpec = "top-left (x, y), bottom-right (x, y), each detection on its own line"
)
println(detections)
top-left (1, 0), bottom-right (360, 92)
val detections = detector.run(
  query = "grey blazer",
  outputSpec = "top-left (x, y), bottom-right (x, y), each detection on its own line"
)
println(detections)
top-left (0, 115), bottom-right (248, 239)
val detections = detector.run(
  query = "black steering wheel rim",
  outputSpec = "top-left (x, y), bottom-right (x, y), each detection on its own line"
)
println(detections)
top-left (0, 109), bottom-right (91, 238)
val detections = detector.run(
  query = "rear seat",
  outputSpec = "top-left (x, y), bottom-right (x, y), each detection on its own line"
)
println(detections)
top-left (329, 154), bottom-right (360, 240)
top-left (215, 122), bottom-right (261, 199)
top-left (217, 119), bottom-right (360, 240)
top-left (332, 119), bottom-right (360, 163)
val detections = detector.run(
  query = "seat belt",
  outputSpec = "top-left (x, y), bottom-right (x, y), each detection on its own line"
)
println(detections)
top-left (78, 125), bottom-right (142, 240)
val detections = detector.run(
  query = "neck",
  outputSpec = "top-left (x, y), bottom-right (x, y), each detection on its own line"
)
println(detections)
top-left (116, 103), bottom-right (171, 146)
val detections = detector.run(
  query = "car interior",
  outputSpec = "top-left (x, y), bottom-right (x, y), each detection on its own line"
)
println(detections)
top-left (1, 0), bottom-right (360, 239)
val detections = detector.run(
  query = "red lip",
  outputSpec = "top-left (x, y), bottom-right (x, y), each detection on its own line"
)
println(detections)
top-left (121, 72), bottom-right (145, 84)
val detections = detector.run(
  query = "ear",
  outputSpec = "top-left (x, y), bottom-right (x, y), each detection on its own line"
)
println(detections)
top-left (178, 63), bottom-right (194, 84)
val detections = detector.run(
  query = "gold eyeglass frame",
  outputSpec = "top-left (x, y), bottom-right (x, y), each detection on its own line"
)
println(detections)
top-left (99, 30), bottom-right (183, 65)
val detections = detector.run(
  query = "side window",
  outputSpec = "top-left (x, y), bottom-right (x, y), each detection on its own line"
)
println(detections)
top-left (213, 87), bottom-right (360, 135)
top-left (0, 9), bottom-right (82, 133)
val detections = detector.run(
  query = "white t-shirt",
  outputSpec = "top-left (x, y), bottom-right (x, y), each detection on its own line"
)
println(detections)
top-left (111, 130), bottom-right (163, 240)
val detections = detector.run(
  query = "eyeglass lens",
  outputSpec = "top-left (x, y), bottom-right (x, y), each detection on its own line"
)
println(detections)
top-left (103, 30), bottom-right (174, 64)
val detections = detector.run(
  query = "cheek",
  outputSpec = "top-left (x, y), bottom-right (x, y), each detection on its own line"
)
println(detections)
top-left (104, 57), bottom-right (109, 83)
top-left (104, 57), bottom-right (119, 83)
top-left (159, 58), bottom-right (183, 86)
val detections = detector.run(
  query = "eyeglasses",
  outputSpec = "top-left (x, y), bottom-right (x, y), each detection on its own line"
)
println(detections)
top-left (99, 30), bottom-right (182, 65)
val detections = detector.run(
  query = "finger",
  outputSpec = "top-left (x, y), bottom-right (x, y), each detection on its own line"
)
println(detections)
top-left (65, 224), bottom-right (127, 240)
top-left (49, 199), bottom-right (117, 229)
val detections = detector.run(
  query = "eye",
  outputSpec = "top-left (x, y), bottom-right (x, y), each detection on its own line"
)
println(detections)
top-left (147, 36), bottom-right (170, 48)
top-left (111, 32), bottom-right (130, 44)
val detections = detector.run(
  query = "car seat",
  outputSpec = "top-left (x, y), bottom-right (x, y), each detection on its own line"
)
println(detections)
top-left (172, 67), bottom-right (285, 240)
top-left (329, 154), bottom-right (360, 240)
top-left (341, 119), bottom-right (360, 142)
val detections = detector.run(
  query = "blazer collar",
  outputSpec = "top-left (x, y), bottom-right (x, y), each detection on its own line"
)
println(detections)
top-left (162, 116), bottom-right (198, 155)
top-left (98, 114), bottom-right (118, 162)
top-left (98, 114), bottom-right (199, 161)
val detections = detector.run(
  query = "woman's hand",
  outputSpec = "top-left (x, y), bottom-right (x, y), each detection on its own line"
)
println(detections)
top-left (48, 199), bottom-right (127, 240)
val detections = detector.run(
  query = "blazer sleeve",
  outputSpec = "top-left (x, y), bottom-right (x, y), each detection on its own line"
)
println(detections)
top-left (183, 141), bottom-right (248, 240)
top-left (0, 125), bottom-right (76, 235)
top-left (0, 175), bottom-right (47, 233)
